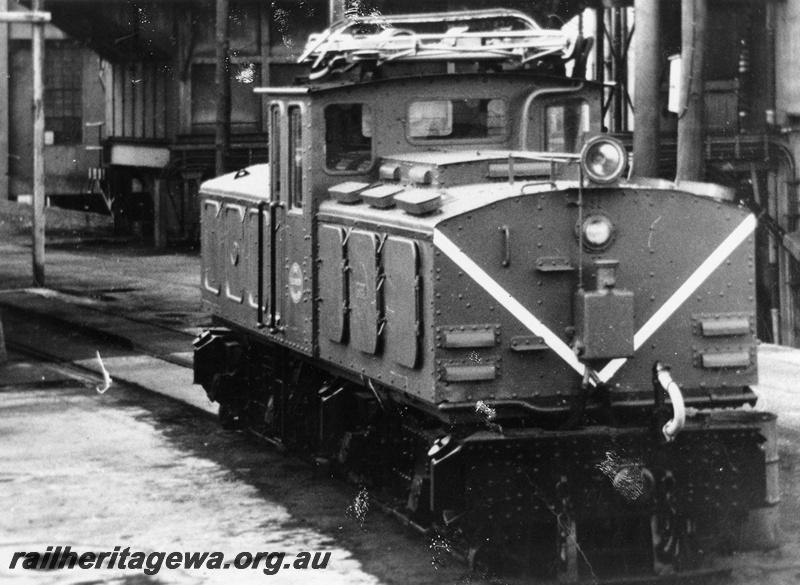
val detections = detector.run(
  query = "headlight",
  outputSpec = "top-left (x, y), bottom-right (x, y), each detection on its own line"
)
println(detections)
top-left (580, 136), bottom-right (627, 184)
top-left (579, 214), bottom-right (616, 251)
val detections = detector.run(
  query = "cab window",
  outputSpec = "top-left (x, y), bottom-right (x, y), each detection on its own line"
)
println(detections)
top-left (269, 104), bottom-right (281, 199)
top-left (545, 100), bottom-right (591, 153)
top-left (288, 105), bottom-right (303, 208)
top-left (407, 98), bottom-right (506, 141)
top-left (325, 103), bottom-right (373, 172)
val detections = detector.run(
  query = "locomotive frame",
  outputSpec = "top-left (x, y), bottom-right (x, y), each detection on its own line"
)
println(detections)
top-left (193, 10), bottom-right (778, 582)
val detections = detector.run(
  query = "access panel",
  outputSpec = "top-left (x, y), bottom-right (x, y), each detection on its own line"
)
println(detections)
top-left (223, 203), bottom-right (246, 304)
top-left (319, 225), bottom-right (348, 343)
top-left (201, 199), bottom-right (221, 298)
top-left (245, 205), bottom-right (269, 322)
top-left (383, 237), bottom-right (421, 368)
top-left (348, 230), bottom-right (381, 354)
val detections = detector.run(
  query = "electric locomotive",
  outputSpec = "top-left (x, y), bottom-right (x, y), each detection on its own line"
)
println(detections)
top-left (193, 10), bottom-right (778, 581)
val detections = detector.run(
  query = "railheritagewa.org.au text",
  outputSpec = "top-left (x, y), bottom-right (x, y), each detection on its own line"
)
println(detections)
top-left (9, 546), bottom-right (331, 576)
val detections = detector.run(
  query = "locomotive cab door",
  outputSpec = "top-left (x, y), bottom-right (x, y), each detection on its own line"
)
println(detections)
top-left (267, 100), bottom-right (313, 354)
top-left (267, 103), bottom-right (285, 332)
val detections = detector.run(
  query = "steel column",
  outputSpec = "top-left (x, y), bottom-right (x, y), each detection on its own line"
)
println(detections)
top-left (632, 0), bottom-right (661, 178)
top-left (676, 0), bottom-right (708, 181)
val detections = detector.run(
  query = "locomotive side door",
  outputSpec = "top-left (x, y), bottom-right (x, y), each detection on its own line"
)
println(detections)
top-left (267, 102), bottom-right (285, 333)
top-left (268, 100), bottom-right (313, 353)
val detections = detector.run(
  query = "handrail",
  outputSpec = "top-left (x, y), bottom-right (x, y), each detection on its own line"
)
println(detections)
top-left (654, 363), bottom-right (686, 442)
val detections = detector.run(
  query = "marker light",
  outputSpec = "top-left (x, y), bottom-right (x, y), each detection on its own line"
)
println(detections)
top-left (581, 214), bottom-right (615, 251)
top-left (580, 136), bottom-right (627, 184)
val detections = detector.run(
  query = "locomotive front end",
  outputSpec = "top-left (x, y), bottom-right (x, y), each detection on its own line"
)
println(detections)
top-left (432, 139), bottom-right (758, 409)
top-left (425, 140), bottom-right (776, 578)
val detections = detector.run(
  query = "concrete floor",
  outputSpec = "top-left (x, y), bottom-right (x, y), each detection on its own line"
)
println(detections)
top-left (0, 351), bottom-right (474, 585)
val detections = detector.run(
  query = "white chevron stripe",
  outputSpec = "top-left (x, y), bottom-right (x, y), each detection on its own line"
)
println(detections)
top-left (433, 229), bottom-right (588, 377)
top-left (597, 213), bottom-right (757, 382)
top-left (434, 213), bottom-right (756, 386)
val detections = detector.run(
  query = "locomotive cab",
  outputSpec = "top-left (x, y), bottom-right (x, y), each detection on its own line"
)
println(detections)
top-left (201, 69), bottom-right (605, 354)
top-left (262, 73), bottom-right (603, 199)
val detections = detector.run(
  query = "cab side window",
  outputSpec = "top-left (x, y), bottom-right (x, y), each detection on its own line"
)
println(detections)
top-left (325, 103), bottom-right (373, 172)
top-left (269, 104), bottom-right (281, 199)
top-left (407, 98), bottom-right (506, 141)
top-left (288, 105), bottom-right (303, 208)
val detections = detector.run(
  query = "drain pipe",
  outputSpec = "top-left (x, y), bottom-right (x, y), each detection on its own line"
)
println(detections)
top-left (653, 362), bottom-right (686, 442)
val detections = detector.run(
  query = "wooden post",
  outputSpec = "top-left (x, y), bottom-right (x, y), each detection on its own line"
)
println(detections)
top-left (214, 0), bottom-right (230, 177)
top-left (0, 9), bottom-right (51, 288)
top-left (0, 0), bottom-right (8, 201)
top-left (31, 0), bottom-right (46, 286)
top-left (676, 0), bottom-right (707, 182)
top-left (631, 0), bottom-right (661, 178)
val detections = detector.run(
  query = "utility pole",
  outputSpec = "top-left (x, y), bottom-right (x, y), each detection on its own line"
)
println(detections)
top-left (675, 0), bottom-right (707, 182)
top-left (214, 0), bottom-right (230, 177)
top-left (631, 0), bottom-right (661, 178)
top-left (0, 0), bottom-right (9, 202)
top-left (0, 4), bottom-right (50, 285)
top-left (31, 0), bottom-right (46, 285)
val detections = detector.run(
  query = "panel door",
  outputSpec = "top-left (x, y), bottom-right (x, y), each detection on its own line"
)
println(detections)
top-left (267, 101), bottom-right (312, 353)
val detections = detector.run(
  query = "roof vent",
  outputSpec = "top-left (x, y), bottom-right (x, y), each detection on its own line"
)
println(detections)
top-left (360, 184), bottom-right (404, 208)
top-left (408, 166), bottom-right (433, 185)
top-left (379, 162), bottom-right (401, 181)
top-left (394, 189), bottom-right (442, 215)
top-left (328, 181), bottom-right (369, 204)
